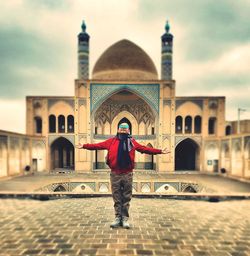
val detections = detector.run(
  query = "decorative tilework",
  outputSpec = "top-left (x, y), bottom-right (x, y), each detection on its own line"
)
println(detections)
top-left (132, 182), bottom-right (138, 192)
top-left (141, 182), bottom-right (151, 192)
top-left (154, 182), bottom-right (179, 191)
top-left (90, 83), bottom-right (160, 113)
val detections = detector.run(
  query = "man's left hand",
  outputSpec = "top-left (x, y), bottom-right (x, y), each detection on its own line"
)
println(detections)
top-left (161, 147), bottom-right (171, 154)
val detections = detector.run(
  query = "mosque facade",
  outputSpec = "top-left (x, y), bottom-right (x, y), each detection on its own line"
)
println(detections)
top-left (0, 21), bottom-right (249, 179)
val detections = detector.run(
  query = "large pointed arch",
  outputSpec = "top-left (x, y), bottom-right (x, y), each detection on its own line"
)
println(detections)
top-left (90, 84), bottom-right (159, 116)
top-left (50, 137), bottom-right (74, 170)
top-left (175, 138), bottom-right (200, 171)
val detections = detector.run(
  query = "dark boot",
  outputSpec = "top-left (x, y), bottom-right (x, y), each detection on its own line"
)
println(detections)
top-left (110, 217), bottom-right (121, 228)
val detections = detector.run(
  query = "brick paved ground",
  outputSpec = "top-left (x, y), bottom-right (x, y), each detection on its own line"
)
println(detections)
top-left (0, 197), bottom-right (250, 256)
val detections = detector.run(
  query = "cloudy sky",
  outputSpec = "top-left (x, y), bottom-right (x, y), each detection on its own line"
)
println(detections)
top-left (0, 0), bottom-right (249, 133)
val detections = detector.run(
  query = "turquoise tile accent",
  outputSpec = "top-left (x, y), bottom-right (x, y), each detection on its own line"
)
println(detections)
top-left (90, 83), bottom-right (159, 113)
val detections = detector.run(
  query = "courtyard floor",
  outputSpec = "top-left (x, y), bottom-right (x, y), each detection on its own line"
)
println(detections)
top-left (0, 197), bottom-right (250, 256)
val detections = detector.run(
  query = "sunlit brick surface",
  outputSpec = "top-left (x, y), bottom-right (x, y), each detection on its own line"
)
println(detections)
top-left (0, 198), bottom-right (250, 255)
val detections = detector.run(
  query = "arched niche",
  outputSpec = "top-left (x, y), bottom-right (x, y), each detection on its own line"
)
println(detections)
top-left (111, 111), bottom-right (138, 135)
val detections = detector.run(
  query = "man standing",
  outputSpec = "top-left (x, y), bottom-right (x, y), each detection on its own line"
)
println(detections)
top-left (76, 123), bottom-right (170, 228)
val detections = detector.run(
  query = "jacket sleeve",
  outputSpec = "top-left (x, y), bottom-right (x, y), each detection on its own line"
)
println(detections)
top-left (133, 139), bottom-right (162, 155)
top-left (82, 138), bottom-right (112, 150)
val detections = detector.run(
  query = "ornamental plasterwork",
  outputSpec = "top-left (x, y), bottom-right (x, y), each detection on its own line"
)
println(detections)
top-left (94, 98), bottom-right (155, 125)
top-left (78, 134), bottom-right (87, 141)
top-left (78, 99), bottom-right (86, 106)
top-left (90, 84), bottom-right (159, 113)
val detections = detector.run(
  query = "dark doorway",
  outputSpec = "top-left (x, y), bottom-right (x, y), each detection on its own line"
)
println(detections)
top-left (175, 139), bottom-right (198, 170)
top-left (51, 137), bottom-right (74, 170)
top-left (118, 118), bottom-right (132, 134)
top-left (32, 159), bottom-right (38, 172)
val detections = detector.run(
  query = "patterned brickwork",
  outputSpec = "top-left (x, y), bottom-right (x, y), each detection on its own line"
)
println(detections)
top-left (0, 198), bottom-right (249, 255)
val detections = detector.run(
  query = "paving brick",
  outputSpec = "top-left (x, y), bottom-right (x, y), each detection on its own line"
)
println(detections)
top-left (136, 249), bottom-right (154, 255)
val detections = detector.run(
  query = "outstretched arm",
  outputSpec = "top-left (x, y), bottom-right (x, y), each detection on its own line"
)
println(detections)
top-left (133, 140), bottom-right (162, 155)
top-left (133, 140), bottom-right (170, 155)
top-left (75, 138), bottom-right (113, 150)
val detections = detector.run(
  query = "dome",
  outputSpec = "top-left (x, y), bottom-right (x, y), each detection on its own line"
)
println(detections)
top-left (92, 39), bottom-right (158, 80)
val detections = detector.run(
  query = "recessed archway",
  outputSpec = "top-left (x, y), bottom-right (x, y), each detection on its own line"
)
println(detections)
top-left (50, 137), bottom-right (74, 170)
top-left (175, 138), bottom-right (199, 171)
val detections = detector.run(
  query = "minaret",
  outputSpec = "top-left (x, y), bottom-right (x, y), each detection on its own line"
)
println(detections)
top-left (78, 20), bottom-right (90, 80)
top-left (161, 20), bottom-right (173, 80)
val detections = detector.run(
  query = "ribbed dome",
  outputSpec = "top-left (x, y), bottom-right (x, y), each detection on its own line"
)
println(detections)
top-left (92, 39), bottom-right (158, 80)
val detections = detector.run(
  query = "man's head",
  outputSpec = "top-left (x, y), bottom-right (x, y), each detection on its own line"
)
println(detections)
top-left (118, 123), bottom-right (130, 134)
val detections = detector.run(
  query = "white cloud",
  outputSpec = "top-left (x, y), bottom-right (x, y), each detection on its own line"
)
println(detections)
top-left (0, 0), bottom-right (249, 131)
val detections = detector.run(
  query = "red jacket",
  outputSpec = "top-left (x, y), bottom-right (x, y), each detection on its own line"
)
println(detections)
top-left (82, 137), bottom-right (162, 173)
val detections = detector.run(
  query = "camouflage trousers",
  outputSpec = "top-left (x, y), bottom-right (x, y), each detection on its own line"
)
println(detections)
top-left (110, 172), bottom-right (133, 218)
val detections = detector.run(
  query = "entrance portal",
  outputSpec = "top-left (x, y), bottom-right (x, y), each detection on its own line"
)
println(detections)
top-left (51, 137), bottom-right (74, 170)
top-left (175, 138), bottom-right (199, 170)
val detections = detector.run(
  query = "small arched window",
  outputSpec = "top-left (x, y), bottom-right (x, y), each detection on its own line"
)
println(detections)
top-left (49, 115), bottom-right (56, 133)
top-left (194, 116), bottom-right (202, 134)
top-left (34, 117), bottom-right (42, 133)
top-left (185, 116), bottom-right (192, 133)
top-left (225, 125), bottom-right (231, 136)
top-left (67, 115), bottom-right (74, 133)
top-left (175, 116), bottom-right (183, 134)
top-left (58, 115), bottom-right (65, 133)
top-left (208, 117), bottom-right (217, 135)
